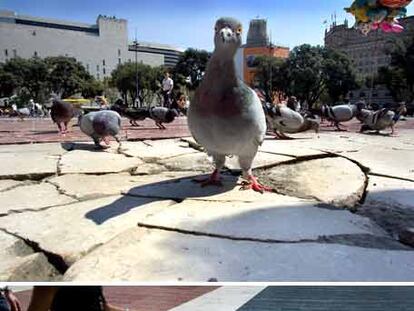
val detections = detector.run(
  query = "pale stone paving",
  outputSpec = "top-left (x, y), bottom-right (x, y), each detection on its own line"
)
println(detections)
top-left (0, 129), bottom-right (413, 282)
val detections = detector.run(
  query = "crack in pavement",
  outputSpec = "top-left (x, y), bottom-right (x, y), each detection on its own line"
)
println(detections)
top-left (0, 228), bottom-right (68, 275)
top-left (137, 223), bottom-right (410, 250)
top-left (368, 172), bottom-right (414, 183)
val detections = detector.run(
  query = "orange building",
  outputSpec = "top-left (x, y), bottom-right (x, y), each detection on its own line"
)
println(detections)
top-left (243, 45), bottom-right (289, 85)
top-left (236, 19), bottom-right (289, 88)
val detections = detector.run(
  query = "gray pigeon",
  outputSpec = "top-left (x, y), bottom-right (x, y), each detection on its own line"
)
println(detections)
top-left (79, 110), bottom-right (122, 149)
top-left (264, 103), bottom-right (319, 139)
top-left (187, 17), bottom-right (271, 193)
top-left (321, 103), bottom-right (363, 131)
top-left (51, 99), bottom-right (75, 134)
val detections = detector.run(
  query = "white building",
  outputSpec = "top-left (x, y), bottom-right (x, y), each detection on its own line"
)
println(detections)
top-left (0, 10), bottom-right (183, 79)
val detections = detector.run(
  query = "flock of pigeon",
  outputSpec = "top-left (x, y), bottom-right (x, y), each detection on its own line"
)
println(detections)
top-left (48, 17), bottom-right (406, 193)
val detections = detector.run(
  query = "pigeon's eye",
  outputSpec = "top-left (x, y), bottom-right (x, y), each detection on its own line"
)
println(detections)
top-left (236, 27), bottom-right (242, 34)
top-left (214, 27), bottom-right (218, 32)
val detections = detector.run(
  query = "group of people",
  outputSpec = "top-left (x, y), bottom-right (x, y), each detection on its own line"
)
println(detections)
top-left (161, 72), bottom-right (190, 115)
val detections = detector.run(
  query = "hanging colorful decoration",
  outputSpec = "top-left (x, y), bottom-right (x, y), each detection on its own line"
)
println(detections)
top-left (345, 0), bottom-right (412, 35)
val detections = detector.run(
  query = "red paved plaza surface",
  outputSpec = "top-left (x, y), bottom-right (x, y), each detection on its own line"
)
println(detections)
top-left (0, 117), bottom-right (190, 145)
top-left (0, 116), bottom-right (413, 145)
top-left (15, 287), bottom-right (218, 311)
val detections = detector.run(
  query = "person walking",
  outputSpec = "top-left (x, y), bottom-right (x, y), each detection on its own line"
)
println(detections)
top-left (161, 72), bottom-right (174, 108)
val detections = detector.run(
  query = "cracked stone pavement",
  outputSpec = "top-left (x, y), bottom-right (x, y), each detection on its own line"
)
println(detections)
top-left (0, 129), bottom-right (413, 282)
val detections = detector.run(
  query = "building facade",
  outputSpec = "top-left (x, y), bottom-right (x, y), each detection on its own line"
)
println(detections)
top-left (0, 10), bottom-right (183, 79)
top-left (325, 16), bottom-right (414, 105)
top-left (235, 19), bottom-right (289, 85)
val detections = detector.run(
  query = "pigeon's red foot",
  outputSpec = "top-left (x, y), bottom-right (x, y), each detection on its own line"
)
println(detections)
top-left (102, 136), bottom-right (111, 145)
top-left (240, 175), bottom-right (273, 194)
top-left (193, 170), bottom-right (223, 187)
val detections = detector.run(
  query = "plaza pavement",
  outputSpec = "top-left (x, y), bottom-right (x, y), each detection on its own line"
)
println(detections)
top-left (0, 118), bottom-right (413, 282)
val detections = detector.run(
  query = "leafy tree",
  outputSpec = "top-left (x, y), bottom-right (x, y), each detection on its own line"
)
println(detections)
top-left (173, 48), bottom-right (211, 90)
top-left (1, 57), bottom-right (49, 102)
top-left (82, 79), bottom-right (105, 98)
top-left (110, 62), bottom-right (163, 106)
top-left (0, 64), bottom-right (19, 97)
top-left (323, 48), bottom-right (360, 103)
top-left (253, 55), bottom-right (290, 103)
top-left (45, 56), bottom-right (93, 98)
top-left (377, 37), bottom-right (414, 102)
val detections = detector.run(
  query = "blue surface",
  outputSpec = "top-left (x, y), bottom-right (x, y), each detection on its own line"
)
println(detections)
top-left (237, 287), bottom-right (414, 311)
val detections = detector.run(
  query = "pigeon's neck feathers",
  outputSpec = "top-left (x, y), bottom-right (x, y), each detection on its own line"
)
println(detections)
top-left (204, 51), bottom-right (238, 88)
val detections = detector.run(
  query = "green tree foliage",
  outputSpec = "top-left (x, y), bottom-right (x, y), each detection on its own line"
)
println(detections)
top-left (173, 48), bottom-right (211, 90)
top-left (0, 56), bottom-right (95, 102)
top-left (377, 37), bottom-right (414, 102)
top-left (110, 62), bottom-right (164, 106)
top-left (253, 55), bottom-right (289, 103)
top-left (45, 56), bottom-right (93, 98)
top-left (81, 79), bottom-right (105, 98)
top-left (254, 44), bottom-right (359, 107)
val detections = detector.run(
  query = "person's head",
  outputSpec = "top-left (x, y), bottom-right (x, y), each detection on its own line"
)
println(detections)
top-left (164, 72), bottom-right (170, 78)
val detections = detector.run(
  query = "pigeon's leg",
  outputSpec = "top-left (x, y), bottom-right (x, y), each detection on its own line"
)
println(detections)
top-left (102, 136), bottom-right (111, 145)
top-left (57, 122), bottom-right (63, 134)
top-left (239, 155), bottom-right (273, 194)
top-left (63, 122), bottom-right (69, 134)
top-left (276, 132), bottom-right (293, 140)
top-left (390, 124), bottom-right (398, 137)
top-left (155, 122), bottom-right (164, 129)
top-left (335, 122), bottom-right (348, 132)
top-left (193, 154), bottom-right (225, 187)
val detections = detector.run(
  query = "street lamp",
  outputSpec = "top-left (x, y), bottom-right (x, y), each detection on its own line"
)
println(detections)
top-left (133, 38), bottom-right (139, 107)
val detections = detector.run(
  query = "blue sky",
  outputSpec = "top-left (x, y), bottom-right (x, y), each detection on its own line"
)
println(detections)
top-left (1, 0), bottom-right (413, 50)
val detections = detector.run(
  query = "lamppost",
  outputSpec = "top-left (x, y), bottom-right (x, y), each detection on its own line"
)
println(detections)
top-left (133, 36), bottom-right (139, 107)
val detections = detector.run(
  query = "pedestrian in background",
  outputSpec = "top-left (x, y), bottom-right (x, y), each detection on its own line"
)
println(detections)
top-left (161, 72), bottom-right (174, 108)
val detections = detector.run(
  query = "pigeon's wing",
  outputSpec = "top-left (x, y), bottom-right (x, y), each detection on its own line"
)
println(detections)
top-left (278, 107), bottom-right (304, 131)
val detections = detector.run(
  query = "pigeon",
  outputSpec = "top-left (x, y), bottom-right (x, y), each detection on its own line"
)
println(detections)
top-left (321, 103), bottom-right (363, 131)
top-left (149, 106), bottom-right (179, 129)
top-left (187, 17), bottom-right (271, 193)
top-left (359, 103), bottom-right (407, 136)
top-left (79, 110), bottom-right (122, 148)
top-left (263, 102), bottom-right (319, 139)
top-left (11, 104), bottom-right (30, 120)
top-left (50, 99), bottom-right (75, 134)
top-left (111, 103), bottom-right (149, 126)
top-left (111, 104), bottom-right (179, 129)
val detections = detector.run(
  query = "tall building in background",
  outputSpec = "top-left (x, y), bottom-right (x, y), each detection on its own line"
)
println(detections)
top-left (235, 18), bottom-right (289, 85)
top-left (0, 10), bottom-right (183, 79)
top-left (325, 16), bottom-right (414, 105)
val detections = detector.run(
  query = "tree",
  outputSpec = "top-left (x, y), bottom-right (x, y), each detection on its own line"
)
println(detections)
top-left (323, 48), bottom-right (360, 103)
top-left (377, 37), bottom-right (414, 102)
top-left (45, 56), bottom-right (93, 98)
top-left (253, 55), bottom-right (289, 103)
top-left (1, 57), bottom-right (49, 102)
top-left (110, 62), bottom-right (163, 106)
top-left (173, 48), bottom-right (211, 90)
top-left (81, 79), bottom-right (105, 98)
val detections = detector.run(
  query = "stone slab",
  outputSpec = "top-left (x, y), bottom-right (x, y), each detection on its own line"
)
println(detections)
top-left (343, 147), bottom-right (414, 181)
top-left (120, 139), bottom-right (197, 161)
top-left (0, 153), bottom-right (58, 179)
top-left (0, 183), bottom-right (76, 215)
top-left (125, 174), bottom-right (285, 203)
top-left (47, 171), bottom-right (199, 201)
top-left (0, 231), bottom-right (59, 281)
top-left (0, 195), bottom-right (176, 265)
top-left (59, 150), bottom-right (143, 174)
top-left (260, 157), bottom-right (366, 207)
top-left (63, 227), bottom-right (414, 282)
top-left (0, 143), bottom-right (66, 155)
top-left (260, 140), bottom-right (327, 158)
top-left (0, 180), bottom-right (24, 192)
top-left (139, 199), bottom-right (386, 241)
top-left (366, 176), bottom-right (414, 210)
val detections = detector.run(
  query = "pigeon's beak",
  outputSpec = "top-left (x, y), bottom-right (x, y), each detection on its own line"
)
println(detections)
top-left (219, 27), bottom-right (235, 43)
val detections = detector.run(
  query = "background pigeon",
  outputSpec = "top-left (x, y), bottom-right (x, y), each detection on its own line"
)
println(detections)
top-left (359, 103), bottom-right (407, 135)
top-left (264, 103), bottom-right (319, 139)
top-left (50, 99), bottom-right (75, 134)
top-left (187, 17), bottom-right (271, 193)
top-left (79, 110), bottom-right (122, 148)
top-left (321, 103), bottom-right (363, 131)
